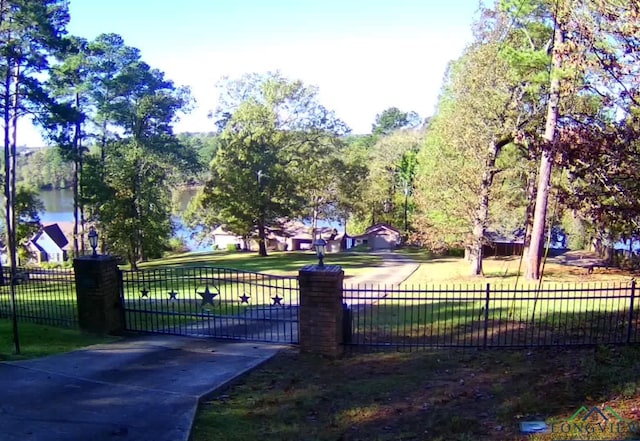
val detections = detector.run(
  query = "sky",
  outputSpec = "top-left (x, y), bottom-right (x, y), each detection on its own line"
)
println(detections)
top-left (20, 0), bottom-right (484, 146)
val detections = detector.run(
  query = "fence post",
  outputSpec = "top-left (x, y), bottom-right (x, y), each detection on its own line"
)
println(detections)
top-left (628, 280), bottom-right (636, 344)
top-left (298, 264), bottom-right (344, 358)
top-left (73, 255), bottom-right (125, 334)
top-left (483, 283), bottom-right (490, 349)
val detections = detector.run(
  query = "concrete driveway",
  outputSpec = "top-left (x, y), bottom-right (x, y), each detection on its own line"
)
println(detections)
top-left (0, 335), bottom-right (282, 441)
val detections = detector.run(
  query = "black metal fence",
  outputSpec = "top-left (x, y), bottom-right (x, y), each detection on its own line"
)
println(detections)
top-left (0, 267), bottom-right (78, 328)
top-left (343, 281), bottom-right (639, 349)
top-left (2, 262), bottom-right (638, 352)
top-left (121, 266), bottom-right (299, 343)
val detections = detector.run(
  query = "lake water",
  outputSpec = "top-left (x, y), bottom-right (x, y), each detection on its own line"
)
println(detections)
top-left (37, 188), bottom-right (342, 252)
top-left (38, 188), bottom-right (208, 251)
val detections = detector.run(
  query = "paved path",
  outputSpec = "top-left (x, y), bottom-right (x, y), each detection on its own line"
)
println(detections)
top-left (345, 251), bottom-right (420, 287)
top-left (0, 335), bottom-right (282, 441)
top-left (547, 250), bottom-right (609, 271)
top-left (343, 252), bottom-right (420, 306)
top-left (0, 252), bottom-right (420, 441)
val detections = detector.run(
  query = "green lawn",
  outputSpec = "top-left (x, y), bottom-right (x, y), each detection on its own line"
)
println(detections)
top-left (191, 346), bottom-right (640, 441)
top-left (0, 319), bottom-right (117, 361)
top-left (0, 271), bottom-right (78, 328)
top-left (403, 255), bottom-right (633, 286)
top-left (137, 250), bottom-right (383, 279)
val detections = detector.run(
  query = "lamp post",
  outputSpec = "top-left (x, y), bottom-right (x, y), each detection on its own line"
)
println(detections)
top-left (88, 227), bottom-right (98, 257)
top-left (315, 238), bottom-right (327, 267)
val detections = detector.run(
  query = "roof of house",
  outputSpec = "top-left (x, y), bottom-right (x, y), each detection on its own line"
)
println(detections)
top-left (349, 223), bottom-right (402, 240)
top-left (43, 224), bottom-right (69, 249)
top-left (211, 226), bottom-right (241, 236)
top-left (267, 220), bottom-right (338, 240)
top-left (365, 223), bottom-right (401, 235)
top-left (30, 224), bottom-right (69, 252)
top-left (485, 230), bottom-right (524, 244)
top-left (211, 220), bottom-right (342, 241)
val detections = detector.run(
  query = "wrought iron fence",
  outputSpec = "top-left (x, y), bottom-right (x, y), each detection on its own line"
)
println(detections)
top-left (0, 266), bottom-right (78, 328)
top-left (2, 261), bottom-right (637, 353)
top-left (343, 281), bottom-right (639, 349)
top-left (121, 266), bottom-right (299, 343)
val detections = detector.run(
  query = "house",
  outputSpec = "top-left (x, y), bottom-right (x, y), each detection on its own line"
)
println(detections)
top-left (211, 226), bottom-right (245, 250)
top-left (349, 223), bottom-right (402, 251)
top-left (212, 220), bottom-right (345, 253)
top-left (27, 223), bottom-right (69, 264)
top-left (481, 231), bottom-right (524, 257)
top-left (243, 221), bottom-right (343, 253)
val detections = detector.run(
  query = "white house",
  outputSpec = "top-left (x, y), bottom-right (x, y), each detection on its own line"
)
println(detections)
top-left (27, 224), bottom-right (69, 264)
top-left (211, 226), bottom-right (244, 250)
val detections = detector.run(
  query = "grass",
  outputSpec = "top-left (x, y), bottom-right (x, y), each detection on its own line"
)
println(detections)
top-left (348, 299), bottom-right (637, 347)
top-left (0, 319), bottom-right (118, 361)
top-left (403, 256), bottom-right (634, 286)
top-left (0, 272), bottom-right (78, 327)
top-left (136, 250), bottom-right (384, 280)
top-left (191, 345), bottom-right (640, 441)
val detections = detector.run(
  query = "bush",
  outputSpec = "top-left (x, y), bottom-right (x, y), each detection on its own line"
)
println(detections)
top-left (167, 237), bottom-right (189, 254)
top-left (446, 247), bottom-right (465, 258)
top-left (226, 243), bottom-right (239, 252)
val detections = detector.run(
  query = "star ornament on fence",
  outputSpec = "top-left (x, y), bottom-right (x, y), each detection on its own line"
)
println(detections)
top-left (168, 290), bottom-right (178, 300)
top-left (198, 285), bottom-right (219, 308)
top-left (239, 293), bottom-right (250, 304)
top-left (140, 288), bottom-right (149, 299)
top-left (272, 294), bottom-right (283, 306)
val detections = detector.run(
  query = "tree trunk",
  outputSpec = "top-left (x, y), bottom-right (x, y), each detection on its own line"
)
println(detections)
top-left (257, 216), bottom-right (267, 257)
top-left (341, 217), bottom-right (348, 250)
top-left (521, 165), bottom-right (537, 259)
top-left (403, 182), bottom-right (409, 236)
top-left (3, 62), bottom-right (14, 268)
top-left (72, 92), bottom-right (80, 255)
top-left (312, 198), bottom-right (318, 241)
top-left (468, 242), bottom-right (483, 276)
top-left (469, 138), bottom-right (503, 276)
top-left (602, 230), bottom-right (614, 265)
top-left (79, 140), bottom-right (86, 254)
top-left (10, 63), bottom-right (19, 265)
top-left (100, 120), bottom-right (107, 173)
top-left (129, 248), bottom-right (138, 271)
top-left (132, 152), bottom-right (145, 262)
top-left (526, 24), bottom-right (563, 280)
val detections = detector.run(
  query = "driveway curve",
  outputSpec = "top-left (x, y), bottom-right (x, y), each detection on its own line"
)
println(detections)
top-left (345, 251), bottom-right (419, 287)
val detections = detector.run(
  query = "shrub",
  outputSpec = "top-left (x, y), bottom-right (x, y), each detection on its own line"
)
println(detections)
top-left (167, 237), bottom-right (189, 254)
top-left (226, 243), bottom-right (239, 252)
top-left (446, 247), bottom-right (465, 257)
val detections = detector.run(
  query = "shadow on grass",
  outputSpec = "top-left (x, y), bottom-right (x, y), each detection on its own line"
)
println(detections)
top-left (193, 344), bottom-right (640, 441)
top-left (0, 269), bottom-right (78, 329)
top-left (347, 300), bottom-right (640, 349)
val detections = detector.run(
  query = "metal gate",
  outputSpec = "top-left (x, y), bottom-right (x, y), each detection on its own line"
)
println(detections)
top-left (120, 266), bottom-right (299, 343)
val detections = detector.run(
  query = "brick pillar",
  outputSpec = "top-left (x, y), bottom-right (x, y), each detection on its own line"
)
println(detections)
top-left (298, 264), bottom-right (344, 358)
top-left (73, 256), bottom-right (125, 334)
